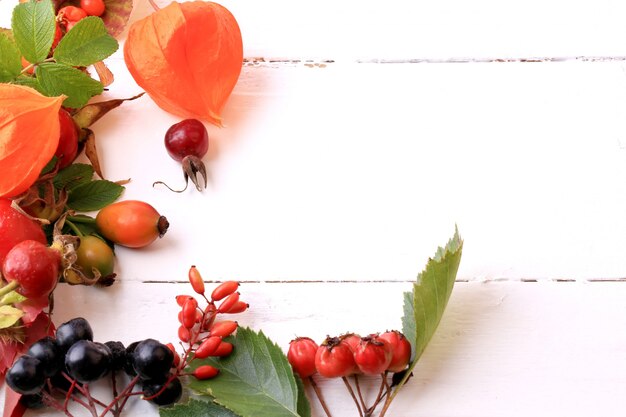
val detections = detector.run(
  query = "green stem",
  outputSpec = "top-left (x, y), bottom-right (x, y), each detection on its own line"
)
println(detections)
top-left (0, 281), bottom-right (19, 299)
top-left (19, 57), bottom-right (55, 76)
top-left (67, 215), bottom-right (96, 224)
top-left (65, 219), bottom-right (84, 237)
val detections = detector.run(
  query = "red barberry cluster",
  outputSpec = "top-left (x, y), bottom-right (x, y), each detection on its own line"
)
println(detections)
top-left (287, 331), bottom-right (412, 417)
top-left (171, 266), bottom-right (248, 381)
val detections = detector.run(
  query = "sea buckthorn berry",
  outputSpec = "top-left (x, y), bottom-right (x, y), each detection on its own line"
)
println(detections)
top-left (222, 301), bottom-right (248, 314)
top-left (182, 298), bottom-right (198, 329)
top-left (209, 321), bottom-right (238, 338)
top-left (378, 331), bottom-right (412, 372)
top-left (194, 336), bottom-right (221, 359)
top-left (353, 335), bottom-right (393, 375)
top-left (211, 280), bottom-right (239, 301)
top-left (178, 326), bottom-right (190, 343)
top-left (212, 341), bottom-right (233, 357)
top-left (314, 337), bottom-right (356, 378)
top-left (287, 337), bottom-right (319, 378)
top-left (188, 265), bottom-right (205, 295)
top-left (217, 291), bottom-right (239, 313)
top-left (193, 365), bottom-right (219, 380)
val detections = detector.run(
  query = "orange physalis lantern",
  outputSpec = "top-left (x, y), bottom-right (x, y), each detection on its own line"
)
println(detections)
top-left (123, 1), bottom-right (243, 126)
top-left (0, 85), bottom-right (64, 198)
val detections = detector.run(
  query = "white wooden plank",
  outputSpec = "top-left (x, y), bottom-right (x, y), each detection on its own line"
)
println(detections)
top-left (84, 58), bottom-right (626, 282)
top-left (3, 0), bottom-right (626, 59)
top-left (3, 281), bottom-right (626, 416)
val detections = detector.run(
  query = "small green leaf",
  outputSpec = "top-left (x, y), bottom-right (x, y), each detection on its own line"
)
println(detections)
top-left (66, 180), bottom-right (124, 211)
top-left (65, 215), bottom-right (98, 237)
top-left (12, 75), bottom-right (43, 92)
top-left (0, 305), bottom-right (24, 329)
top-left (295, 375), bottom-right (311, 417)
top-left (402, 227), bottom-right (463, 364)
top-left (54, 17), bottom-right (119, 67)
top-left (190, 327), bottom-right (305, 417)
top-left (11, 0), bottom-right (56, 63)
top-left (0, 33), bottom-right (22, 82)
top-left (40, 156), bottom-right (58, 176)
top-left (160, 399), bottom-right (241, 417)
top-left (35, 62), bottom-right (103, 108)
top-left (0, 291), bottom-right (27, 306)
top-left (54, 163), bottom-right (95, 191)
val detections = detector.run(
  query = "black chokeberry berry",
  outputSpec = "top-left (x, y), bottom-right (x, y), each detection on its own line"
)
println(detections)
top-left (19, 392), bottom-right (45, 409)
top-left (124, 341), bottom-right (140, 376)
top-left (65, 340), bottom-right (111, 383)
top-left (132, 339), bottom-right (174, 382)
top-left (141, 376), bottom-right (182, 406)
top-left (27, 336), bottom-right (62, 377)
top-left (104, 341), bottom-right (126, 371)
top-left (6, 355), bottom-right (45, 395)
top-left (56, 317), bottom-right (93, 352)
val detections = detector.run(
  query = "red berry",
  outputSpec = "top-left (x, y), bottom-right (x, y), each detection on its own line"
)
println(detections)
top-left (314, 337), bottom-right (356, 378)
top-left (182, 298), bottom-right (198, 329)
top-left (211, 281), bottom-right (239, 301)
top-left (0, 199), bottom-right (46, 265)
top-left (353, 335), bottom-right (393, 375)
top-left (193, 365), bottom-right (219, 380)
top-left (222, 301), bottom-right (248, 314)
top-left (339, 333), bottom-right (361, 353)
top-left (178, 326), bottom-right (190, 343)
top-left (378, 331), bottom-right (412, 372)
top-left (2, 240), bottom-right (60, 298)
top-left (188, 265), bottom-right (205, 295)
top-left (51, 23), bottom-right (63, 49)
top-left (55, 109), bottom-right (79, 169)
top-left (164, 119), bottom-right (209, 162)
top-left (80, 0), bottom-right (105, 16)
top-left (217, 292), bottom-right (239, 313)
top-left (194, 336), bottom-right (221, 359)
top-left (212, 341), bottom-right (233, 357)
top-left (287, 337), bottom-right (318, 378)
top-left (209, 321), bottom-right (238, 338)
top-left (58, 6), bottom-right (87, 24)
top-left (175, 295), bottom-right (193, 307)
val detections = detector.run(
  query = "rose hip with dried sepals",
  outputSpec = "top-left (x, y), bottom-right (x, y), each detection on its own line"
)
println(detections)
top-left (153, 119), bottom-right (209, 193)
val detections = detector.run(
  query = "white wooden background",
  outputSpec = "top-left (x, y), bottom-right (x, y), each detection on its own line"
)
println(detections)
top-left (2, 0), bottom-right (626, 415)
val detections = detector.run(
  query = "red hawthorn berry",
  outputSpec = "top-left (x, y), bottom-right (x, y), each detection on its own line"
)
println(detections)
top-left (287, 337), bottom-right (319, 378)
top-left (353, 334), bottom-right (393, 375)
top-left (314, 337), bottom-right (356, 378)
top-left (378, 331), bottom-right (412, 372)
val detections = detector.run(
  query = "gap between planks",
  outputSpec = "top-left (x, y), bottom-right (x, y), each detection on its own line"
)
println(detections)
top-left (243, 56), bottom-right (626, 67)
top-left (139, 278), bottom-right (626, 284)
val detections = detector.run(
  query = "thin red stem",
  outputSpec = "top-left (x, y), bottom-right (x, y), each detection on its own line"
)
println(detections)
top-left (308, 376), bottom-right (333, 417)
top-left (342, 376), bottom-right (364, 417)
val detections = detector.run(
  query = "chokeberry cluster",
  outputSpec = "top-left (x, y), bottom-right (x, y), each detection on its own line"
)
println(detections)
top-left (287, 331), bottom-right (412, 417)
top-left (5, 266), bottom-right (247, 417)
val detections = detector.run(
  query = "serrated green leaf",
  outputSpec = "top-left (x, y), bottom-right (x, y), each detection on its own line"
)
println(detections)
top-left (0, 28), bottom-right (14, 41)
top-left (0, 33), bottom-right (22, 82)
top-left (66, 180), bottom-right (124, 211)
top-left (294, 375), bottom-right (311, 417)
top-left (189, 328), bottom-right (304, 417)
top-left (12, 74), bottom-right (43, 92)
top-left (35, 62), bottom-right (103, 108)
top-left (160, 399), bottom-right (241, 417)
top-left (402, 227), bottom-right (463, 364)
top-left (11, 0), bottom-right (56, 63)
top-left (54, 17), bottom-right (119, 67)
top-left (54, 163), bottom-right (95, 191)
top-left (0, 305), bottom-right (24, 329)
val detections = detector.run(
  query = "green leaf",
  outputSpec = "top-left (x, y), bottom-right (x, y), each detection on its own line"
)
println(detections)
top-left (40, 156), bottom-right (58, 176)
top-left (0, 33), bottom-right (22, 82)
top-left (11, 0), bottom-right (56, 63)
top-left (65, 215), bottom-right (99, 237)
top-left (160, 399), bottom-right (241, 417)
top-left (35, 62), bottom-right (103, 108)
top-left (0, 305), bottom-right (24, 329)
top-left (0, 291), bottom-right (27, 306)
top-left (54, 17), bottom-right (119, 67)
top-left (66, 180), bottom-right (124, 211)
top-left (12, 75), bottom-right (42, 91)
top-left (54, 163), bottom-right (95, 191)
top-left (402, 227), bottom-right (463, 364)
top-left (189, 327), bottom-right (305, 417)
top-left (294, 375), bottom-right (311, 417)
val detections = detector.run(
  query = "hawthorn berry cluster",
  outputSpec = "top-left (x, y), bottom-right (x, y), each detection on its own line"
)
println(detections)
top-left (4, 266), bottom-right (246, 416)
top-left (288, 331), bottom-right (412, 417)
